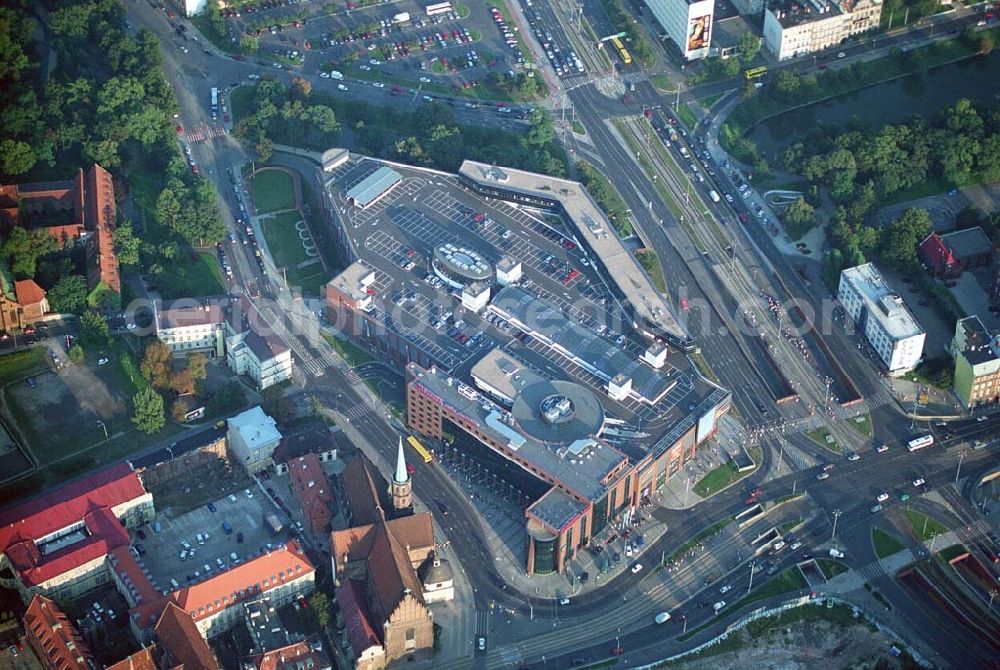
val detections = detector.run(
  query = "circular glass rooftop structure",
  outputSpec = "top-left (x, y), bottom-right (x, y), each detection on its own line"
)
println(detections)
top-left (512, 379), bottom-right (605, 445)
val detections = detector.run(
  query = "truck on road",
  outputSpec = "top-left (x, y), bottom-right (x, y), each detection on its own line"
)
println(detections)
top-left (708, 190), bottom-right (720, 203)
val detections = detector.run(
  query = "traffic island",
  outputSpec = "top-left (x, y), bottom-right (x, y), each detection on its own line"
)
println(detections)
top-left (805, 426), bottom-right (841, 453)
top-left (872, 527), bottom-right (906, 559)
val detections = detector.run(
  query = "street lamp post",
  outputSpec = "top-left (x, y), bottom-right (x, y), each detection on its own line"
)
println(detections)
top-left (96, 420), bottom-right (108, 440)
top-left (831, 508), bottom-right (842, 546)
top-left (684, 476), bottom-right (691, 507)
top-left (989, 590), bottom-right (997, 613)
top-left (747, 560), bottom-right (756, 593)
top-left (955, 451), bottom-right (965, 485)
top-left (682, 614), bottom-right (688, 634)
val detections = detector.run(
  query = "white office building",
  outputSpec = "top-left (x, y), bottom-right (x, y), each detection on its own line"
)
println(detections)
top-left (644, 0), bottom-right (715, 61)
top-left (838, 263), bottom-right (925, 376)
top-left (763, 0), bottom-right (882, 60)
top-left (154, 299), bottom-right (226, 357)
top-left (227, 406), bottom-right (283, 474)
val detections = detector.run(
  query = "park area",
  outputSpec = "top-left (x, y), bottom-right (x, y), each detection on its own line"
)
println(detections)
top-left (249, 169), bottom-right (296, 214)
top-left (261, 211), bottom-right (329, 296)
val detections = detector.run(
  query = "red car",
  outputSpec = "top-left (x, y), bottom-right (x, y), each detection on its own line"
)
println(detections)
top-left (406, 463), bottom-right (416, 475)
top-left (175, 125), bottom-right (183, 133)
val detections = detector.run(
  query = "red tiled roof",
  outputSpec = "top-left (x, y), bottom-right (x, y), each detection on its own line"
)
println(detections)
top-left (288, 454), bottom-right (333, 534)
top-left (245, 638), bottom-right (331, 670)
top-left (44, 224), bottom-right (85, 244)
top-left (0, 462), bottom-right (146, 551)
top-left (13, 279), bottom-right (46, 308)
top-left (82, 165), bottom-right (120, 295)
top-left (108, 545), bottom-right (160, 608)
top-left (335, 579), bottom-right (382, 655)
top-left (367, 522), bottom-right (425, 620)
top-left (6, 506), bottom-right (131, 588)
top-left (106, 647), bottom-right (158, 670)
top-left (132, 541), bottom-right (315, 632)
top-left (155, 603), bottom-right (219, 670)
top-left (340, 454), bottom-right (385, 527)
top-left (24, 594), bottom-right (94, 670)
top-left (919, 232), bottom-right (955, 271)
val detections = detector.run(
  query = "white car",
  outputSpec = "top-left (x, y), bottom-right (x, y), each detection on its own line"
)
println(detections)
top-left (876, 493), bottom-right (889, 503)
top-left (244, 488), bottom-right (253, 499)
top-left (319, 71), bottom-right (330, 78)
top-left (372, 82), bottom-right (385, 88)
top-left (837, 51), bottom-right (846, 58)
top-left (871, 504), bottom-right (884, 514)
top-left (719, 584), bottom-right (731, 594)
top-left (624, 543), bottom-right (634, 557)
top-left (816, 472), bottom-right (830, 481)
top-left (876, 444), bottom-right (889, 453)
top-left (790, 541), bottom-right (802, 551)
top-left (976, 416), bottom-right (988, 422)
top-left (369, 59), bottom-right (381, 65)
top-left (337, 84), bottom-right (348, 91)
top-left (419, 76), bottom-right (431, 83)
top-left (559, 597), bottom-right (570, 605)
top-left (912, 478), bottom-right (926, 487)
top-left (713, 601), bottom-right (726, 613)
top-left (630, 563), bottom-right (643, 574)
top-left (772, 541), bottom-right (786, 552)
top-left (97, 357), bottom-right (109, 365)
top-left (229, 494), bottom-right (238, 503)
top-left (655, 612), bottom-right (671, 624)
top-left (359, 64), bottom-right (372, 71)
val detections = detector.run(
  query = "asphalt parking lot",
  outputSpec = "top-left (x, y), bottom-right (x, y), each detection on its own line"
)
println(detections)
top-left (136, 489), bottom-right (295, 589)
top-left (329, 158), bottom-right (630, 375)
top-left (223, 0), bottom-right (525, 89)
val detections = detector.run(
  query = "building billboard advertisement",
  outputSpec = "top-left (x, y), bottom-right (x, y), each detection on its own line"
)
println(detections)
top-left (686, 11), bottom-right (713, 58)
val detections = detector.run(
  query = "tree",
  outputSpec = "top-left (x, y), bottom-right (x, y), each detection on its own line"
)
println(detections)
top-left (291, 76), bottom-right (312, 99)
top-left (976, 32), bottom-right (994, 56)
top-left (783, 197), bottom-right (816, 239)
top-left (737, 32), bottom-right (761, 65)
top-left (68, 344), bottom-right (85, 364)
top-left (170, 369), bottom-right (195, 396)
top-left (309, 592), bottom-right (331, 629)
top-left (113, 220), bottom-right (140, 268)
top-left (880, 208), bottom-right (932, 272)
top-left (140, 340), bottom-right (172, 389)
top-left (188, 352), bottom-right (208, 384)
top-left (132, 387), bottom-right (165, 434)
top-left (46, 275), bottom-right (88, 313)
top-left (0, 139), bottom-right (37, 175)
top-left (1, 227), bottom-right (58, 278)
top-left (239, 34), bottom-right (259, 52)
top-left (171, 396), bottom-right (192, 422)
top-left (80, 310), bottom-right (109, 346)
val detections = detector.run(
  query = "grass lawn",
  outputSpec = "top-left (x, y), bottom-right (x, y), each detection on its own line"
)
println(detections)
top-left (156, 251), bottom-right (226, 299)
top-left (649, 74), bottom-right (676, 93)
top-left (938, 544), bottom-right (967, 562)
top-left (694, 460), bottom-right (747, 497)
top-left (230, 85), bottom-right (255, 122)
top-left (572, 120), bottom-right (586, 135)
top-left (700, 93), bottom-right (723, 109)
top-left (817, 558), bottom-right (849, 580)
top-left (905, 509), bottom-right (948, 542)
top-left (249, 170), bottom-right (296, 213)
top-left (321, 332), bottom-right (375, 367)
top-left (805, 426), bottom-right (841, 453)
top-left (263, 211), bottom-right (310, 267)
top-left (0, 347), bottom-right (47, 381)
top-left (778, 517), bottom-right (804, 534)
top-left (872, 527), bottom-right (906, 559)
top-left (663, 517), bottom-right (731, 566)
top-left (635, 249), bottom-right (667, 294)
top-left (677, 567), bottom-right (807, 642)
top-left (675, 103), bottom-right (698, 130)
top-left (846, 413), bottom-right (873, 438)
top-left (284, 263), bottom-right (330, 297)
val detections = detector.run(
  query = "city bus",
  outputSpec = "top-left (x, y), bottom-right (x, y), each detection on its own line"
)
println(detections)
top-left (609, 36), bottom-right (632, 65)
top-left (425, 1), bottom-right (452, 16)
top-left (744, 66), bottom-right (768, 80)
top-left (407, 435), bottom-right (433, 463)
top-left (907, 435), bottom-right (934, 452)
top-left (210, 87), bottom-right (218, 112)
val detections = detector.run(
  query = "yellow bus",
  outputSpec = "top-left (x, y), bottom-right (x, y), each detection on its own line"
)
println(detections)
top-left (407, 435), bottom-right (433, 463)
top-left (744, 66), bottom-right (768, 80)
top-left (609, 36), bottom-right (632, 65)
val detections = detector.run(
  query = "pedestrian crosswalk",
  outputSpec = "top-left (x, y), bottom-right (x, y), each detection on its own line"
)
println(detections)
top-left (184, 124), bottom-right (227, 143)
top-left (344, 404), bottom-right (371, 421)
top-left (299, 357), bottom-right (327, 377)
top-left (866, 390), bottom-right (892, 410)
top-left (857, 561), bottom-right (884, 581)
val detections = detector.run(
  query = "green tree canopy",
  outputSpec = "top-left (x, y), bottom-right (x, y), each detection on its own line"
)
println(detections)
top-left (737, 32), bottom-right (761, 64)
top-left (880, 208), bottom-right (932, 272)
top-left (1, 227), bottom-right (58, 278)
top-left (47, 275), bottom-right (89, 313)
top-left (113, 220), bottom-right (140, 268)
top-left (132, 387), bottom-right (165, 434)
top-left (80, 310), bottom-right (109, 347)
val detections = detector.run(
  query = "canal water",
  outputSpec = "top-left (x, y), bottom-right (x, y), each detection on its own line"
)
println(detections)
top-left (748, 50), bottom-right (1000, 158)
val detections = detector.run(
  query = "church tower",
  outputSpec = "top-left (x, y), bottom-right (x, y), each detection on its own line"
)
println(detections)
top-left (391, 437), bottom-right (412, 513)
